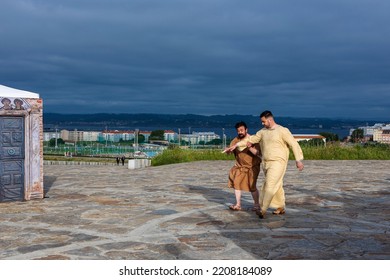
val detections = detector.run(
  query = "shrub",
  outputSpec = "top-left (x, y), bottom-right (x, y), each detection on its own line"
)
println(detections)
top-left (152, 149), bottom-right (234, 166)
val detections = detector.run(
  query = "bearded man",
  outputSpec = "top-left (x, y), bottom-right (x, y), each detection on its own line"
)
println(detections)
top-left (225, 121), bottom-right (262, 211)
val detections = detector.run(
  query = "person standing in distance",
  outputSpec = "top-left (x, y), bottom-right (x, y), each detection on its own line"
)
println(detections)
top-left (225, 121), bottom-right (262, 211)
top-left (225, 110), bottom-right (304, 219)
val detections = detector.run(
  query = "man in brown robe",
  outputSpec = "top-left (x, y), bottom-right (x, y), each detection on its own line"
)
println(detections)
top-left (225, 121), bottom-right (262, 211)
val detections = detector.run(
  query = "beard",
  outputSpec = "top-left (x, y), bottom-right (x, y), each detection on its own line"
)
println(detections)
top-left (237, 133), bottom-right (246, 139)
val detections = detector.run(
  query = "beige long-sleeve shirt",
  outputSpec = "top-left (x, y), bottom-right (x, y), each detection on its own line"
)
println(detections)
top-left (237, 125), bottom-right (303, 163)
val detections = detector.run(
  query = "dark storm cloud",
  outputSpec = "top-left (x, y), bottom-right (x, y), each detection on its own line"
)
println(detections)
top-left (1, 0), bottom-right (389, 119)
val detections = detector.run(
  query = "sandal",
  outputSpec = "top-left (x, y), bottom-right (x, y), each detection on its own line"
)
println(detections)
top-left (256, 209), bottom-right (266, 219)
top-left (272, 208), bottom-right (286, 215)
top-left (229, 204), bottom-right (242, 211)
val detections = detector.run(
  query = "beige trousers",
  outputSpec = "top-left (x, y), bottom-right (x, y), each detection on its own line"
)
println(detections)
top-left (260, 160), bottom-right (288, 212)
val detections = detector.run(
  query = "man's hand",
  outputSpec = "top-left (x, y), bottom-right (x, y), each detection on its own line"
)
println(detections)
top-left (223, 144), bottom-right (237, 153)
top-left (246, 141), bottom-right (254, 148)
top-left (296, 161), bottom-right (304, 171)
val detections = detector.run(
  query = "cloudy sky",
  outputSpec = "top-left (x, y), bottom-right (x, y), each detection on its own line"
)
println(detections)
top-left (1, 0), bottom-right (389, 119)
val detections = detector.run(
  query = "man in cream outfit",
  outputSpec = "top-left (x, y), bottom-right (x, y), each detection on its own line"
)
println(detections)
top-left (225, 110), bottom-right (304, 219)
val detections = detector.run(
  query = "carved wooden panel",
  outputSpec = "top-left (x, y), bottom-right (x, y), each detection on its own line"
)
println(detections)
top-left (0, 117), bottom-right (24, 201)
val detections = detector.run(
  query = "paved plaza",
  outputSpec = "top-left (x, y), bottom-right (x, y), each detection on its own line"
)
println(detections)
top-left (1, 160), bottom-right (389, 260)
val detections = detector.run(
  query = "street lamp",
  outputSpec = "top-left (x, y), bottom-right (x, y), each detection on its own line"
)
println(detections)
top-left (222, 128), bottom-right (226, 150)
top-left (105, 125), bottom-right (108, 147)
top-left (74, 128), bottom-right (77, 155)
top-left (178, 128), bottom-right (181, 147)
top-left (135, 129), bottom-right (139, 152)
top-left (55, 125), bottom-right (58, 149)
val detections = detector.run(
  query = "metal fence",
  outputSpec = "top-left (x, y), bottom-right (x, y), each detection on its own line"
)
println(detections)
top-left (43, 144), bottom-right (161, 158)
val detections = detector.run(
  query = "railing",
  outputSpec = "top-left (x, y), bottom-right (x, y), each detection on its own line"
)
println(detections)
top-left (43, 144), bottom-right (163, 158)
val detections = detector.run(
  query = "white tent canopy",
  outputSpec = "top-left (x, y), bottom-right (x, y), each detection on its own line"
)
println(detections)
top-left (0, 84), bottom-right (39, 98)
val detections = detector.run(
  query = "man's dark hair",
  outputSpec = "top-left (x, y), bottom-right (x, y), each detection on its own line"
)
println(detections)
top-left (235, 121), bottom-right (247, 129)
top-left (260, 110), bottom-right (273, 118)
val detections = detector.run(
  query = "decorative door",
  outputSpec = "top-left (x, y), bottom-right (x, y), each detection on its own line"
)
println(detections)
top-left (0, 117), bottom-right (24, 201)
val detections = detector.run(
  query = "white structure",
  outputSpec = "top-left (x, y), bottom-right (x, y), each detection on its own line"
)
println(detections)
top-left (101, 130), bottom-right (151, 143)
top-left (43, 131), bottom-right (61, 142)
top-left (128, 158), bottom-right (151, 169)
top-left (56, 129), bottom-right (153, 143)
top-left (294, 134), bottom-right (326, 144)
top-left (164, 130), bottom-right (177, 142)
top-left (102, 130), bottom-right (134, 142)
top-left (0, 85), bottom-right (43, 201)
top-left (0, 85), bottom-right (39, 99)
top-left (180, 131), bottom-right (220, 145)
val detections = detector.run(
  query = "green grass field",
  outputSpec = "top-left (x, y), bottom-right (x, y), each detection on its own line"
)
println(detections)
top-left (151, 143), bottom-right (390, 166)
top-left (299, 143), bottom-right (390, 160)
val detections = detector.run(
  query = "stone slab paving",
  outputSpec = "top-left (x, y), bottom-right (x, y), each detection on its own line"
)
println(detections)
top-left (1, 160), bottom-right (389, 260)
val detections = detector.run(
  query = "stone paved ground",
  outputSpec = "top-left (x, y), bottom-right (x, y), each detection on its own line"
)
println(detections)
top-left (0, 160), bottom-right (389, 260)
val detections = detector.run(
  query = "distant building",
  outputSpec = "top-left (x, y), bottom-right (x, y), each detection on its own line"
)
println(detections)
top-left (140, 131), bottom-right (151, 142)
top-left (350, 123), bottom-right (385, 137)
top-left (293, 134), bottom-right (326, 145)
top-left (50, 129), bottom-right (153, 143)
top-left (350, 123), bottom-right (390, 144)
top-left (180, 132), bottom-right (220, 145)
top-left (82, 131), bottom-right (100, 142)
top-left (101, 130), bottom-right (134, 142)
top-left (100, 130), bottom-right (152, 143)
top-left (43, 131), bottom-right (61, 142)
top-left (373, 126), bottom-right (390, 144)
top-left (60, 130), bottom-right (70, 141)
top-left (164, 130), bottom-right (177, 142)
top-left (61, 129), bottom-right (83, 142)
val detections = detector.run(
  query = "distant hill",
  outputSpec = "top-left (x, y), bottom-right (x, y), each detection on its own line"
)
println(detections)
top-left (43, 113), bottom-right (383, 131)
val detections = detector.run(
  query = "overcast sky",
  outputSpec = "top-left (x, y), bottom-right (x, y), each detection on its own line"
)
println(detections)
top-left (1, 0), bottom-right (389, 120)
